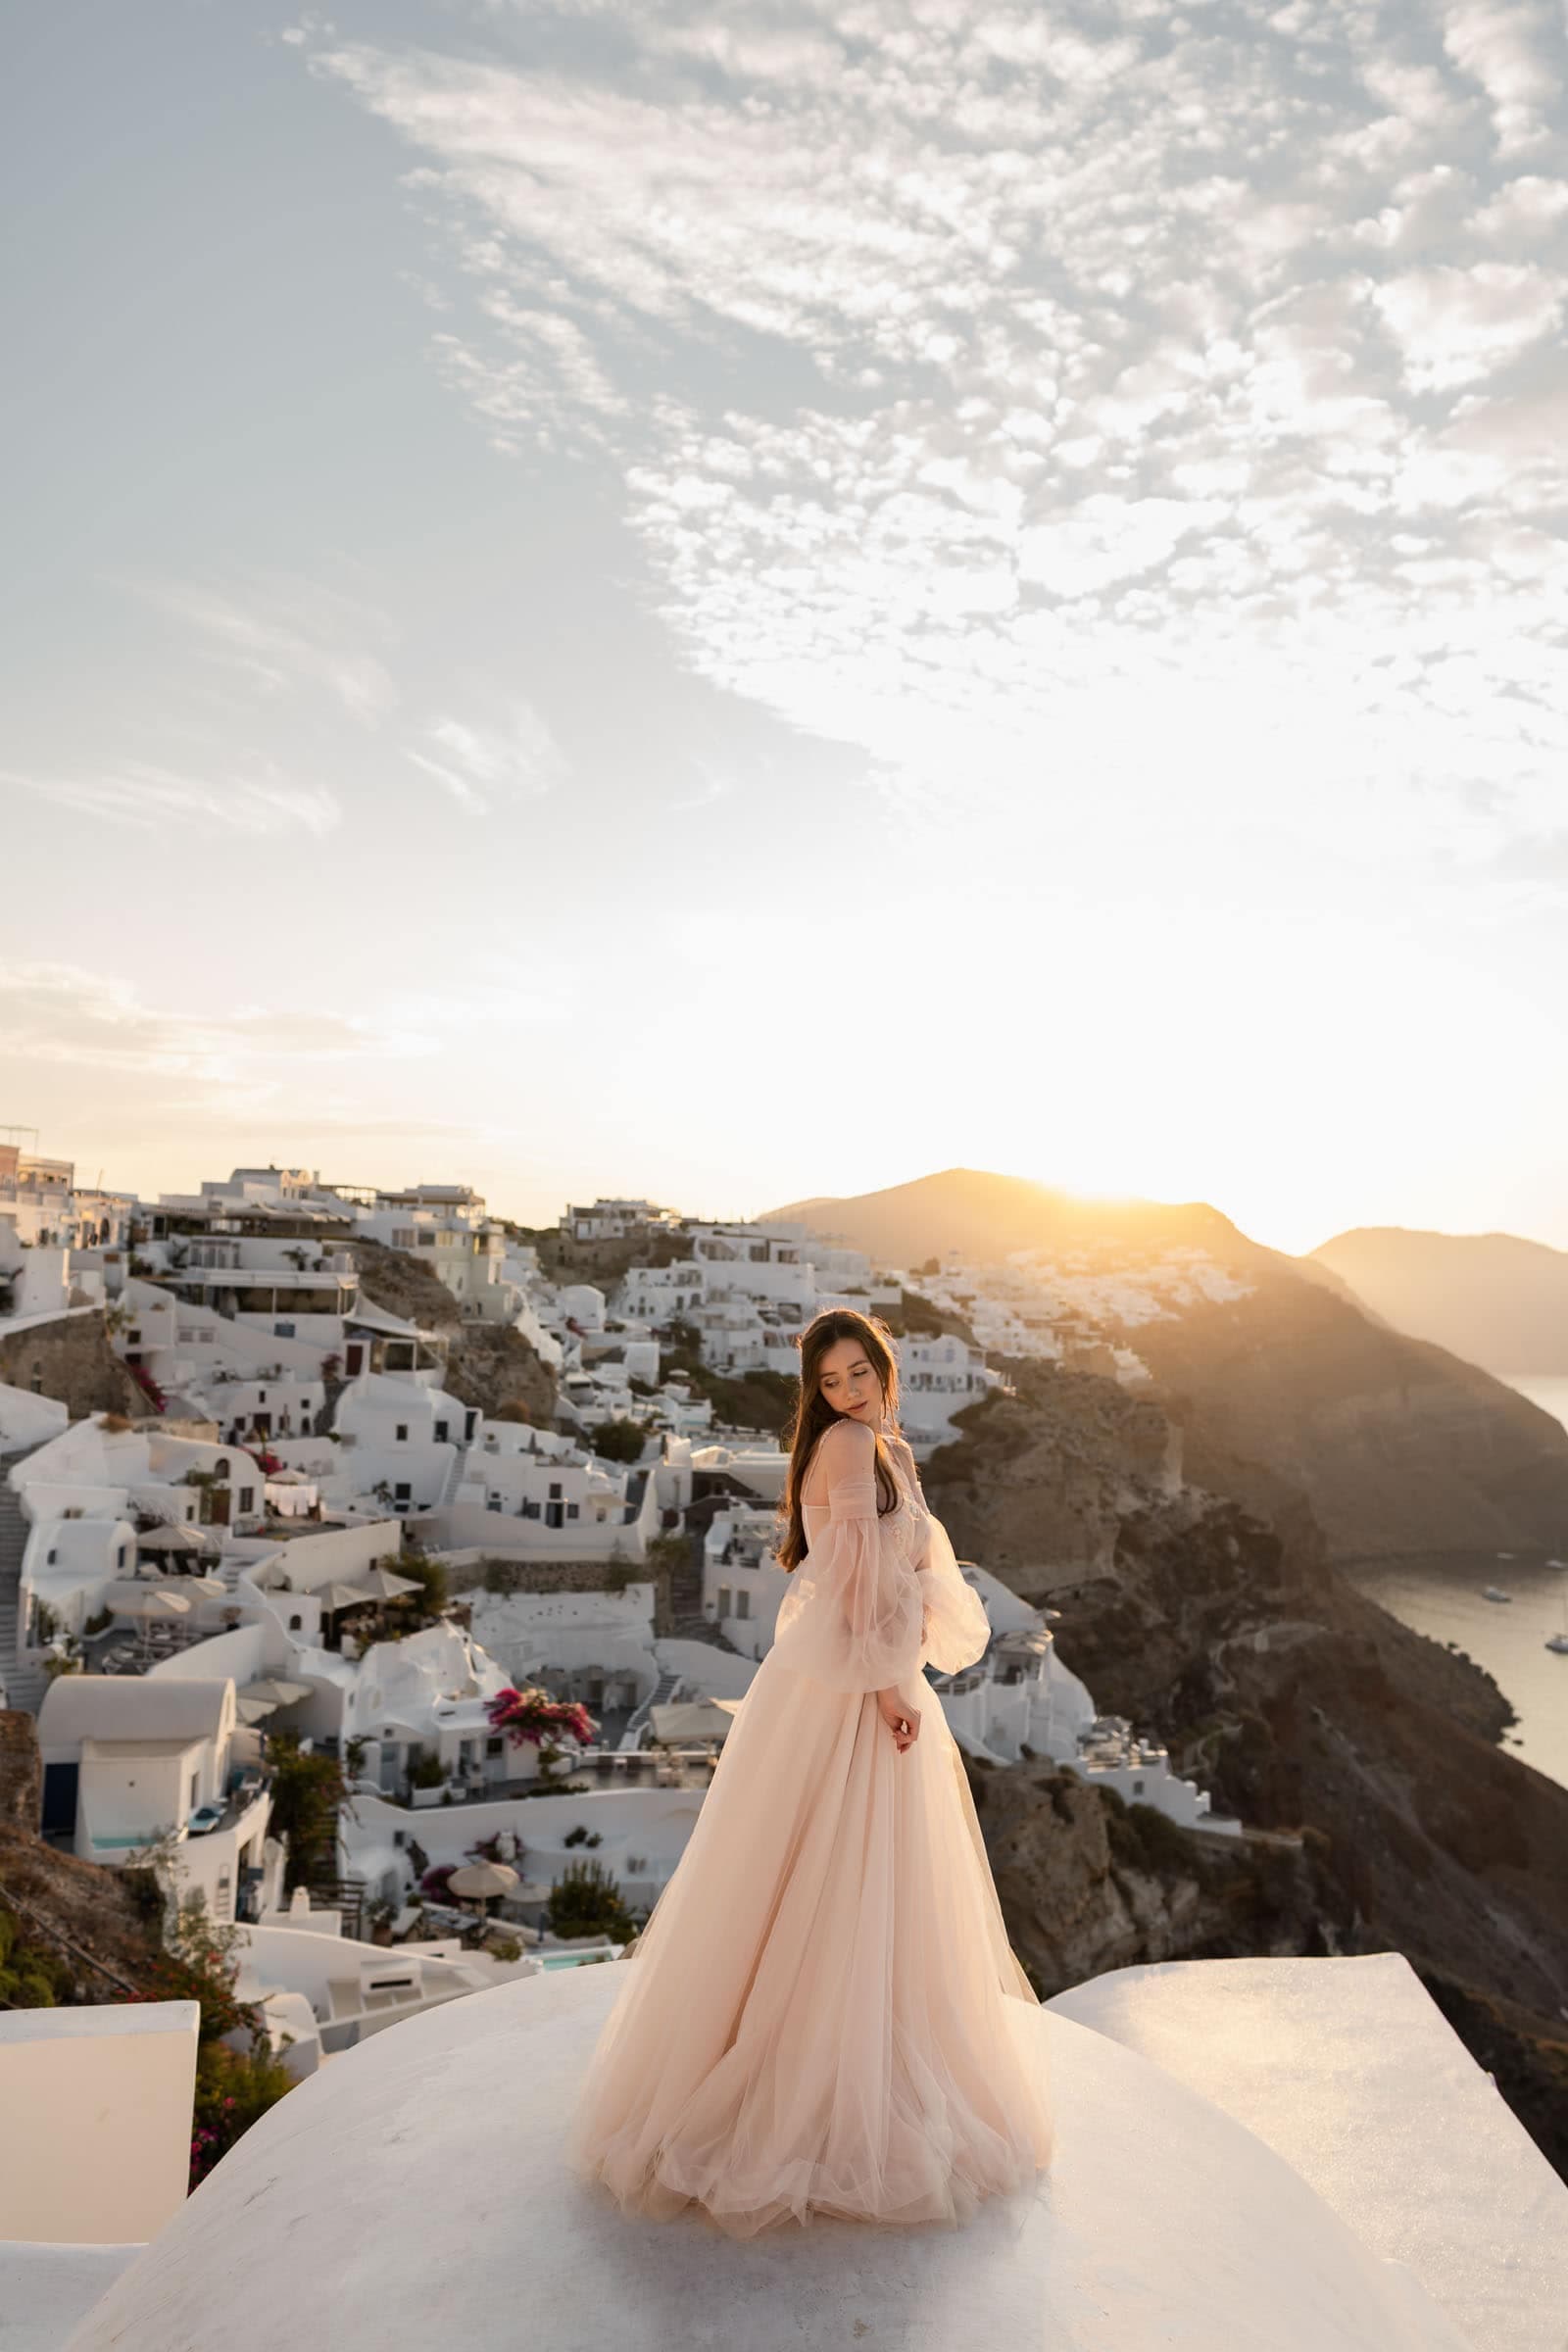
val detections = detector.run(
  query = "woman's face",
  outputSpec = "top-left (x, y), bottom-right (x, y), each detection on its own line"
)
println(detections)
top-left (817, 1336), bottom-right (882, 1423)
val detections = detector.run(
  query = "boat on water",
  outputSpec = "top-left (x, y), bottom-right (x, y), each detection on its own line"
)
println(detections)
top-left (1481, 1585), bottom-right (1513, 1602)
top-left (1547, 1582), bottom-right (1568, 1655)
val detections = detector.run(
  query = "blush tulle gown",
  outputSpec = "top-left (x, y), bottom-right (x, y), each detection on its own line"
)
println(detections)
top-left (564, 1418), bottom-right (1055, 2235)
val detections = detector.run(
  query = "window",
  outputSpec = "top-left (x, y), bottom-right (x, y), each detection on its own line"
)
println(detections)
top-left (1132, 1778), bottom-right (1145, 1794)
top-left (566, 1502), bottom-right (579, 1519)
top-left (717, 1586), bottom-right (731, 1615)
top-left (735, 1589), bottom-right (751, 1621)
top-left (276, 1321), bottom-right (296, 1338)
top-left (434, 1420), bottom-right (448, 1443)
top-left (548, 1482), bottom-right (562, 1500)
top-left (237, 1488), bottom-right (255, 1513)
top-left (396, 1424), bottom-right (409, 1442)
top-left (394, 1482), bottom-right (411, 1504)
top-left (486, 1736), bottom-right (505, 1757)
top-left (289, 1614), bottom-right (303, 1631)
top-left (417, 1232), bottom-right (436, 1248)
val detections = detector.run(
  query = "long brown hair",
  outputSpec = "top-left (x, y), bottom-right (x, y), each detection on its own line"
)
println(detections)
top-left (775, 1307), bottom-right (903, 1571)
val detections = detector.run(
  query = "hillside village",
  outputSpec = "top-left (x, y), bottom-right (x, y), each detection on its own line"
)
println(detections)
top-left (0, 1144), bottom-right (1242, 2034)
top-left (4, 1138), bottom-right (1567, 2352)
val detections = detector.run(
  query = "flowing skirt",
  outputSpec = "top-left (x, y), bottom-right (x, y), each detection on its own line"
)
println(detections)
top-left (564, 1649), bottom-right (1054, 2235)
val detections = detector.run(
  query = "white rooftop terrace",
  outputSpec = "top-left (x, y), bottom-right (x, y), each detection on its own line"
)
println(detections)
top-left (4, 1950), bottom-right (1560, 2352)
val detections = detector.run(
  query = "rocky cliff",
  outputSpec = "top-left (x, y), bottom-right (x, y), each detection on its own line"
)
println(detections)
top-left (1129, 1264), bottom-right (1568, 1559)
top-left (348, 1240), bottom-right (557, 1425)
top-left (924, 1366), bottom-right (1568, 2179)
top-left (0, 1310), bottom-right (140, 1421)
top-left (0, 1712), bottom-right (160, 2004)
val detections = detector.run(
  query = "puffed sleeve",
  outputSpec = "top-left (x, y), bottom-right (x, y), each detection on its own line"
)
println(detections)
top-left (770, 1420), bottom-right (923, 1692)
top-left (915, 1509), bottom-right (992, 1676)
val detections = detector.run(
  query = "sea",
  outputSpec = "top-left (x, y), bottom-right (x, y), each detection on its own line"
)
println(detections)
top-left (1337, 1375), bottom-right (1568, 1794)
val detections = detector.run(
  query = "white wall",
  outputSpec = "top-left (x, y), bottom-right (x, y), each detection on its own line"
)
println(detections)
top-left (342, 1785), bottom-right (707, 1904)
top-left (0, 2000), bottom-right (199, 2244)
top-left (148, 1622), bottom-right (269, 1686)
top-left (0, 1381), bottom-right (69, 1449)
top-left (432, 1502), bottom-right (654, 1561)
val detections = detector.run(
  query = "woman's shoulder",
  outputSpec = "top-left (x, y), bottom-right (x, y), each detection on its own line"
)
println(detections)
top-left (815, 1415), bottom-right (876, 1468)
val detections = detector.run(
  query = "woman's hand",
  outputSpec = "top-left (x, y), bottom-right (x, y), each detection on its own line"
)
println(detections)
top-left (876, 1687), bottom-right (921, 1752)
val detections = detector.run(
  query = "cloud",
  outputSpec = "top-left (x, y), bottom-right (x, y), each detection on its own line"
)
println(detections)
top-left (3, 761), bottom-right (341, 837)
top-left (404, 699), bottom-right (565, 810)
top-left (1371, 260), bottom-right (1565, 390)
top-left (1441, 1), bottom-right (1559, 156)
top-left (294, 0), bottom-right (1568, 874)
top-left (0, 962), bottom-right (409, 1082)
top-left (120, 569), bottom-right (400, 725)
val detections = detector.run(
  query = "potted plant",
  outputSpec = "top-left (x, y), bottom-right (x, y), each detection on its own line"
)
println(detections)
top-left (409, 1747), bottom-right (449, 1808)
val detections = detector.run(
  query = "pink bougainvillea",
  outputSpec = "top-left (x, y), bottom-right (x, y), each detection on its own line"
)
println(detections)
top-left (485, 1685), bottom-right (598, 1750)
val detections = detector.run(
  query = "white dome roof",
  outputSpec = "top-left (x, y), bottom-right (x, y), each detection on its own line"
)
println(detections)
top-left (63, 1965), bottom-right (1471, 2352)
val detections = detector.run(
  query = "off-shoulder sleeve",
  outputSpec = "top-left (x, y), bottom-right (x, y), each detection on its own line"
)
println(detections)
top-left (915, 1508), bottom-right (992, 1676)
top-left (770, 1422), bottom-right (923, 1692)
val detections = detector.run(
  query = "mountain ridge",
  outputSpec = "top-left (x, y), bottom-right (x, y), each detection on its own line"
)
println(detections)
top-left (760, 1166), bottom-right (1568, 1559)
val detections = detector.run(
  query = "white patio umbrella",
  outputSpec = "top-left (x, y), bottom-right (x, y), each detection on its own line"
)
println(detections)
top-left (107, 1584), bottom-right (194, 1622)
top-left (445, 1859), bottom-right (519, 1923)
top-left (356, 1566), bottom-right (422, 1601)
top-left (238, 1676), bottom-right (313, 1709)
top-left (134, 1522), bottom-right (217, 1556)
top-left (163, 1573), bottom-right (230, 1602)
top-left (317, 1580), bottom-right (382, 1612)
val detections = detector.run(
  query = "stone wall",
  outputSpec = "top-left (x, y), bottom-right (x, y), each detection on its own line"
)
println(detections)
top-left (445, 1552), bottom-right (675, 1636)
top-left (0, 1312), bottom-right (141, 1421)
top-left (0, 1709), bottom-right (41, 1833)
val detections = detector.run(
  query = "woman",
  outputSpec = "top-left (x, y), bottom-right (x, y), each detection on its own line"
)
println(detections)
top-left (565, 1306), bottom-right (1054, 2234)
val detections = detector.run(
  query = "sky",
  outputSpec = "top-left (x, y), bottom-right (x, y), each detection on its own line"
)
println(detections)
top-left (2, 0), bottom-right (1565, 1257)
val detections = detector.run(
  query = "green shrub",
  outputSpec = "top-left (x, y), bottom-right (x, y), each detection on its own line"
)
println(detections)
top-left (547, 1859), bottom-right (638, 1942)
top-left (0, 1903), bottom-right (69, 2007)
top-left (189, 2039), bottom-right (295, 2190)
top-left (265, 1732), bottom-right (350, 1891)
top-left (591, 1418), bottom-right (645, 1464)
top-left (394, 1549), bottom-right (448, 1617)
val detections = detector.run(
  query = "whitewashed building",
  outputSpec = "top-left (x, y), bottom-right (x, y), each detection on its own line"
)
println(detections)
top-left (33, 1674), bottom-right (284, 1923)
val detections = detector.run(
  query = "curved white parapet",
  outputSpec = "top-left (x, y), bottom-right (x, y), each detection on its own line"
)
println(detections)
top-left (1049, 1952), bottom-right (1568, 2352)
top-left (64, 1966), bottom-right (1473, 2352)
top-left (1, 2244), bottom-right (141, 2352)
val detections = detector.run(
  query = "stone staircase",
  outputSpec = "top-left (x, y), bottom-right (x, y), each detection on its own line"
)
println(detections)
top-left (665, 1525), bottom-right (742, 1651)
top-left (621, 1666), bottom-right (683, 1750)
top-left (0, 1452), bottom-right (47, 1715)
